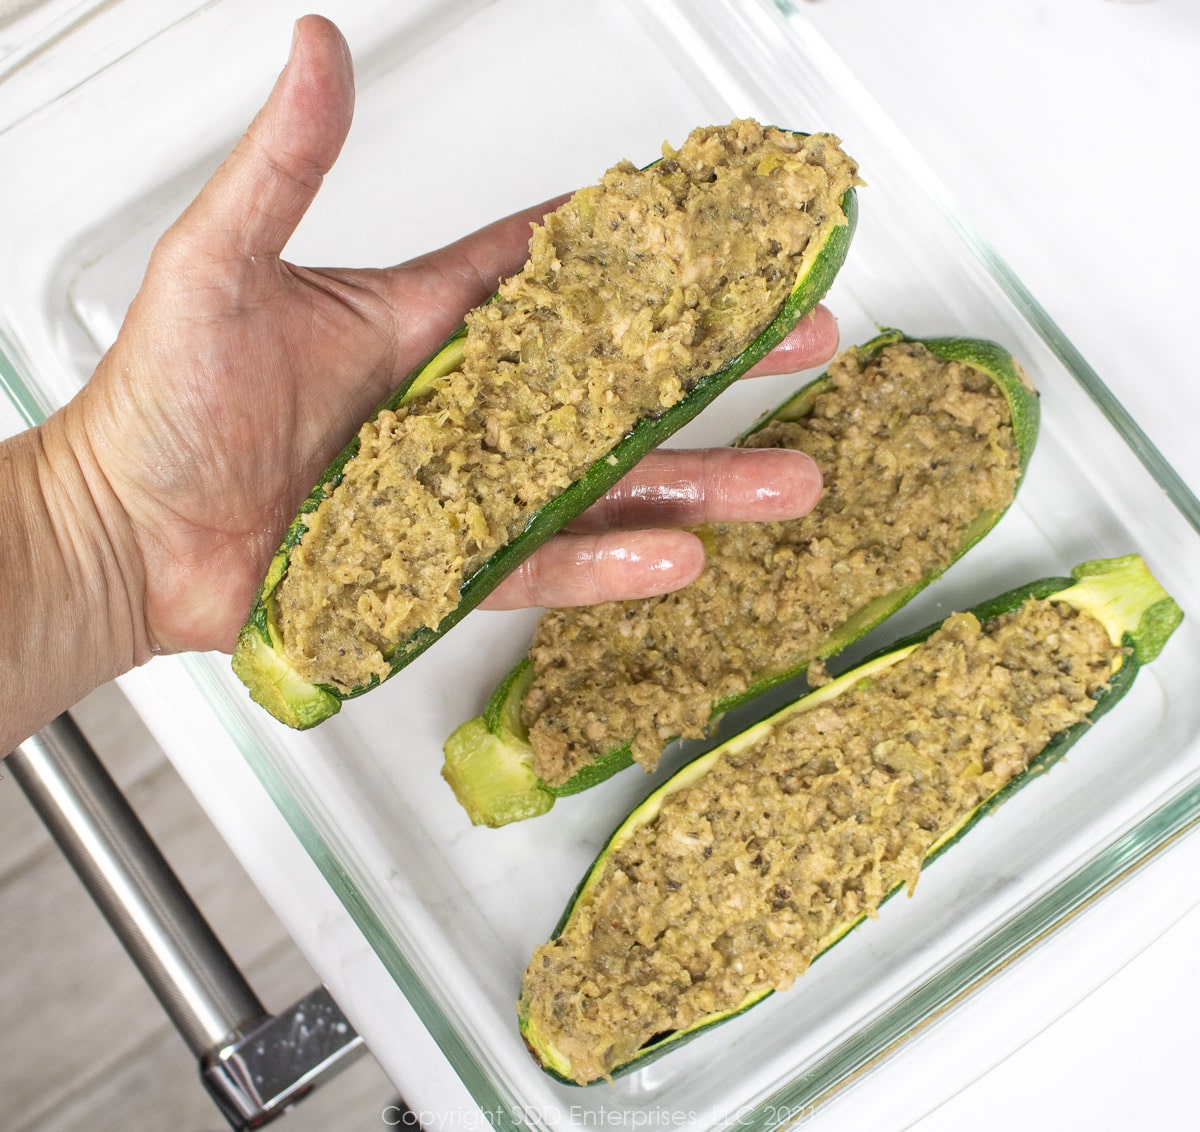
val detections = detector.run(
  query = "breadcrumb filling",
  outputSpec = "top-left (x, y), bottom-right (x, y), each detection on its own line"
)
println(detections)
top-left (275, 121), bottom-right (858, 690)
top-left (523, 341), bottom-right (1023, 784)
top-left (520, 599), bottom-right (1117, 1084)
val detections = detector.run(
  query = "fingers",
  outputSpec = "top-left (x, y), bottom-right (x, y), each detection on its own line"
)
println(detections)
top-left (570, 448), bottom-right (822, 533)
top-left (479, 530), bottom-right (705, 610)
top-left (744, 305), bottom-right (840, 378)
top-left (171, 15), bottom-right (355, 261)
top-left (482, 445), bottom-right (822, 609)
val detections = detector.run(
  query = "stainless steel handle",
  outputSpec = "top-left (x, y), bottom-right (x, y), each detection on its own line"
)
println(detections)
top-left (7, 713), bottom-right (366, 1128)
top-left (9, 714), bottom-right (267, 1053)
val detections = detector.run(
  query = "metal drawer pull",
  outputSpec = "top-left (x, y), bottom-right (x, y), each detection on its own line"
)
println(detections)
top-left (201, 984), bottom-right (367, 1128)
top-left (8, 714), bottom-right (366, 1128)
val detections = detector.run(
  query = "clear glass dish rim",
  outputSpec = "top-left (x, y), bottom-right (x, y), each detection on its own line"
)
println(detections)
top-left (1, 0), bottom-right (1198, 1125)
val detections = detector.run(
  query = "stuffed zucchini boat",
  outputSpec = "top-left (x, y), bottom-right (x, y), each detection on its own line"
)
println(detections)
top-left (443, 330), bottom-right (1039, 825)
top-left (517, 554), bottom-right (1182, 1085)
top-left (232, 120), bottom-right (859, 728)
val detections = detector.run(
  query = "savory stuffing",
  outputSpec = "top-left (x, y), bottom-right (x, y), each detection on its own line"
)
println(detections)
top-left (519, 598), bottom-right (1118, 1084)
top-left (275, 121), bottom-right (859, 690)
top-left (522, 341), bottom-right (1023, 784)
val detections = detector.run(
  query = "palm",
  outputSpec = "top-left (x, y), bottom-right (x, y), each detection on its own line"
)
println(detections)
top-left (86, 271), bottom-right (378, 652)
top-left (86, 209), bottom-right (538, 653)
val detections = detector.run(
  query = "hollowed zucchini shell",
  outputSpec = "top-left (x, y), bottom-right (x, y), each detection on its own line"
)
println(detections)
top-left (517, 554), bottom-right (1182, 1084)
top-left (443, 329), bottom-right (1040, 826)
top-left (232, 139), bottom-right (858, 729)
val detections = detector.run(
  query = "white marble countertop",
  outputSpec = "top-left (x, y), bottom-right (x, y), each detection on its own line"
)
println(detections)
top-left (9, 1), bottom-right (1198, 1127)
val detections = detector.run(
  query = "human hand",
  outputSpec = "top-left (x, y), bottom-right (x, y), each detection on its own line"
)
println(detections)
top-left (55, 16), bottom-right (836, 664)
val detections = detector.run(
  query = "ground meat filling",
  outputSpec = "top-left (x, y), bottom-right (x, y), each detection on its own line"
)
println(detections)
top-left (522, 342), bottom-right (1023, 784)
top-left (274, 121), bottom-right (859, 691)
top-left (520, 599), bottom-right (1118, 1085)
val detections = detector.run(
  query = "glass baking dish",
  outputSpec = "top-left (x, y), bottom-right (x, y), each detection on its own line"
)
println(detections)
top-left (3, 0), bottom-right (1198, 1126)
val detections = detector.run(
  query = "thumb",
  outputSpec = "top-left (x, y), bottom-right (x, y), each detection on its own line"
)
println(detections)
top-left (174, 15), bottom-right (354, 261)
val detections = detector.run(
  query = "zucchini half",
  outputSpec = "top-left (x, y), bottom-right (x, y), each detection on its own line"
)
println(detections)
top-left (232, 130), bottom-right (858, 729)
top-left (517, 554), bottom-right (1182, 1084)
top-left (442, 330), bottom-right (1040, 825)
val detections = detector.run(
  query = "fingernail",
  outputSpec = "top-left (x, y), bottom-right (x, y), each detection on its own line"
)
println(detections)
top-left (288, 19), bottom-right (301, 64)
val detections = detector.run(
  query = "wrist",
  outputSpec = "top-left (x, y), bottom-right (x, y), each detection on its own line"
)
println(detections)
top-left (43, 402), bottom-right (156, 669)
top-left (0, 407), bottom-right (152, 751)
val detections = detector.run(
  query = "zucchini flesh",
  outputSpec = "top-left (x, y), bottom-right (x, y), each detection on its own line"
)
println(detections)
top-left (232, 123), bottom-right (858, 728)
top-left (443, 329), bottom-right (1040, 825)
top-left (517, 554), bottom-right (1182, 1084)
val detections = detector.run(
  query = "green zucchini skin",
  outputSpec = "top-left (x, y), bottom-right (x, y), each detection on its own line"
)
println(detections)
top-left (442, 329), bottom-right (1040, 826)
top-left (517, 554), bottom-right (1182, 1084)
top-left (232, 143), bottom-right (858, 729)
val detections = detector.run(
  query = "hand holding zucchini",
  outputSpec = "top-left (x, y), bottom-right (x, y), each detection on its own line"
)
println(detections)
top-left (443, 330), bottom-right (1039, 825)
top-left (232, 120), bottom-right (860, 727)
top-left (518, 555), bottom-right (1182, 1085)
